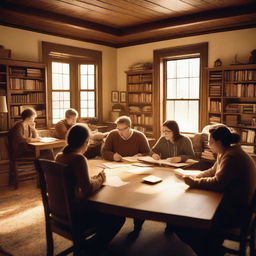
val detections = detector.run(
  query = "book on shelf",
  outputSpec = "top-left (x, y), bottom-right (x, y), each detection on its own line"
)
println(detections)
top-left (241, 145), bottom-right (255, 154)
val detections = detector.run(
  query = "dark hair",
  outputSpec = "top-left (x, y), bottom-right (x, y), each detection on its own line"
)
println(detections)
top-left (162, 120), bottom-right (182, 141)
top-left (63, 124), bottom-right (90, 154)
top-left (21, 108), bottom-right (37, 120)
top-left (87, 117), bottom-right (99, 125)
top-left (209, 126), bottom-right (240, 147)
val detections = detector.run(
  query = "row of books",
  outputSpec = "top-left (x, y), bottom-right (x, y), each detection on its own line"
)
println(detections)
top-left (9, 67), bottom-right (43, 78)
top-left (209, 115), bottom-right (221, 123)
top-left (209, 85), bottom-right (221, 96)
top-left (130, 114), bottom-right (153, 126)
top-left (240, 129), bottom-right (255, 144)
top-left (11, 92), bottom-right (45, 103)
top-left (133, 125), bottom-right (153, 136)
top-left (128, 93), bottom-right (152, 103)
top-left (10, 105), bottom-right (46, 117)
top-left (10, 78), bottom-right (44, 90)
top-left (127, 83), bottom-right (152, 92)
top-left (225, 83), bottom-right (255, 97)
top-left (225, 104), bottom-right (256, 114)
top-left (241, 145), bottom-right (255, 154)
top-left (127, 74), bottom-right (152, 83)
top-left (129, 63), bottom-right (152, 71)
top-left (129, 105), bottom-right (152, 113)
top-left (225, 70), bottom-right (256, 81)
top-left (225, 114), bottom-right (256, 127)
top-left (209, 100), bottom-right (221, 112)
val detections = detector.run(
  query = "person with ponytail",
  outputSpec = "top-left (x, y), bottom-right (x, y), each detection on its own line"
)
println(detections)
top-left (55, 124), bottom-right (125, 255)
top-left (174, 126), bottom-right (256, 256)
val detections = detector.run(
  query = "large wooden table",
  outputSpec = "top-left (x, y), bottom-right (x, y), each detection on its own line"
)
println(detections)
top-left (87, 159), bottom-right (223, 230)
top-left (28, 139), bottom-right (66, 158)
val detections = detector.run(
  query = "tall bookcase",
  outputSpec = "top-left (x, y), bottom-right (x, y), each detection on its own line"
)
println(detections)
top-left (125, 69), bottom-right (154, 138)
top-left (208, 64), bottom-right (256, 155)
top-left (0, 59), bottom-right (47, 129)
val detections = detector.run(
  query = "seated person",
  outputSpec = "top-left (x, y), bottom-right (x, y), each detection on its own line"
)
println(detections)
top-left (54, 108), bottom-right (78, 139)
top-left (101, 115), bottom-right (150, 161)
top-left (176, 126), bottom-right (256, 256)
top-left (55, 124), bottom-right (125, 254)
top-left (84, 118), bottom-right (108, 159)
top-left (152, 120), bottom-right (195, 162)
top-left (101, 115), bottom-right (150, 235)
top-left (10, 107), bottom-right (53, 159)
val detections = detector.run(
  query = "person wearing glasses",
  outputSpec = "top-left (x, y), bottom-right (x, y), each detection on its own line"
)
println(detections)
top-left (152, 120), bottom-right (195, 163)
top-left (101, 115), bottom-right (150, 161)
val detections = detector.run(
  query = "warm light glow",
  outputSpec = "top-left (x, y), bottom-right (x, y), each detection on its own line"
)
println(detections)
top-left (0, 96), bottom-right (8, 113)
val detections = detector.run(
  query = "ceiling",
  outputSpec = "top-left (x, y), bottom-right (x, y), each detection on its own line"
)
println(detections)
top-left (0, 0), bottom-right (256, 48)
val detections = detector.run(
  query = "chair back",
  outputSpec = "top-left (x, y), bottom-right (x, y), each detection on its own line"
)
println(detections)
top-left (35, 159), bottom-right (79, 234)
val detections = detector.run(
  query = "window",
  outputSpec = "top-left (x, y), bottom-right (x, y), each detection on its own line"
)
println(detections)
top-left (154, 43), bottom-right (208, 136)
top-left (42, 42), bottom-right (102, 125)
top-left (165, 57), bottom-right (200, 133)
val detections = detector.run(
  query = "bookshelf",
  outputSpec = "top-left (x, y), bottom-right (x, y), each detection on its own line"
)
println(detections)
top-left (125, 69), bottom-right (154, 138)
top-left (0, 59), bottom-right (47, 129)
top-left (207, 64), bottom-right (256, 155)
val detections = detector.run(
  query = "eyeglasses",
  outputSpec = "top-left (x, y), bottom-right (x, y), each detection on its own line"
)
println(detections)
top-left (162, 130), bottom-right (172, 134)
top-left (117, 126), bottom-right (129, 132)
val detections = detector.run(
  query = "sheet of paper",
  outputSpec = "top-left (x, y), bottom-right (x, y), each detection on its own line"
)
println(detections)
top-left (101, 162), bottom-right (132, 169)
top-left (173, 168), bottom-right (201, 177)
top-left (126, 167), bottom-right (153, 174)
top-left (132, 162), bottom-right (154, 167)
top-left (103, 176), bottom-right (129, 187)
top-left (122, 156), bottom-right (139, 163)
top-left (40, 137), bottom-right (58, 143)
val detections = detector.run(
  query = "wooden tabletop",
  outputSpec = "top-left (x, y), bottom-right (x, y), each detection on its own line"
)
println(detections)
top-left (87, 159), bottom-right (223, 229)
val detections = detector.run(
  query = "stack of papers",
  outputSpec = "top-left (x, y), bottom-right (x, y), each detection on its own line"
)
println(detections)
top-left (173, 168), bottom-right (201, 177)
top-left (40, 137), bottom-right (58, 143)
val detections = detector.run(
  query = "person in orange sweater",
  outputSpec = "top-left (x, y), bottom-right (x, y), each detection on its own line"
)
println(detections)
top-left (176, 126), bottom-right (256, 256)
top-left (54, 108), bottom-right (78, 139)
top-left (55, 124), bottom-right (125, 255)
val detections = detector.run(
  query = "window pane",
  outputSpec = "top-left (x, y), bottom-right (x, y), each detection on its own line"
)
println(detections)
top-left (167, 61), bottom-right (176, 79)
top-left (52, 62), bottom-right (70, 90)
top-left (177, 59), bottom-right (189, 78)
top-left (166, 100), bottom-right (198, 133)
top-left (88, 75), bottom-right (94, 89)
top-left (177, 78), bottom-right (189, 98)
top-left (52, 92), bottom-right (70, 124)
top-left (80, 91), bottom-right (95, 118)
top-left (88, 65), bottom-right (95, 75)
top-left (189, 78), bottom-right (199, 98)
top-left (167, 79), bottom-right (177, 99)
top-left (81, 75), bottom-right (88, 90)
top-left (189, 58), bottom-right (200, 77)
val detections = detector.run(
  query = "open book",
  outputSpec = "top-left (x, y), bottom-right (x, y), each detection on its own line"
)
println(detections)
top-left (173, 168), bottom-right (201, 177)
top-left (137, 156), bottom-right (198, 168)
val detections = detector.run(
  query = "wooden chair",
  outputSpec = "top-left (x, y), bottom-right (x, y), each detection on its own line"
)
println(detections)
top-left (221, 190), bottom-right (256, 256)
top-left (35, 159), bottom-right (96, 256)
top-left (8, 131), bottom-right (37, 189)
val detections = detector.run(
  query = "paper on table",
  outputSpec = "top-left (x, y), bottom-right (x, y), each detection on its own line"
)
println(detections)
top-left (173, 168), bottom-right (201, 177)
top-left (126, 167), bottom-right (153, 174)
top-left (101, 162), bottom-right (131, 169)
top-left (40, 137), bottom-right (58, 143)
top-left (103, 176), bottom-right (129, 187)
top-left (122, 156), bottom-right (139, 163)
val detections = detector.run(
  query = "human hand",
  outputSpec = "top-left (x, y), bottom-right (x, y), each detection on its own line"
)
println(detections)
top-left (152, 153), bottom-right (161, 160)
top-left (167, 156), bottom-right (182, 163)
top-left (133, 153), bottom-right (142, 157)
top-left (29, 121), bottom-right (36, 129)
top-left (183, 176), bottom-right (195, 187)
top-left (99, 170), bottom-right (106, 182)
top-left (113, 153), bottom-right (122, 161)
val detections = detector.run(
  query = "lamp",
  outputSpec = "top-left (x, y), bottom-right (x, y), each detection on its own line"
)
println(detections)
top-left (0, 96), bottom-right (8, 131)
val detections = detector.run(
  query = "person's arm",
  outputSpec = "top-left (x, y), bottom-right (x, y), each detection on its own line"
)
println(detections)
top-left (29, 123), bottom-right (40, 141)
top-left (54, 121), bottom-right (67, 139)
top-left (178, 136), bottom-right (196, 162)
top-left (151, 137), bottom-right (163, 156)
top-left (138, 133), bottom-right (150, 155)
top-left (184, 154), bottom-right (236, 191)
top-left (101, 132), bottom-right (115, 161)
top-left (74, 156), bottom-right (104, 197)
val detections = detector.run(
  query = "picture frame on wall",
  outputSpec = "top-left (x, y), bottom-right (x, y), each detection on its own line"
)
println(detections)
top-left (120, 91), bottom-right (127, 103)
top-left (111, 91), bottom-right (119, 103)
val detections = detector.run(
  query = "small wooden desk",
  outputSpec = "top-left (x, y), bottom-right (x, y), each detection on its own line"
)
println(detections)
top-left (87, 159), bottom-right (223, 230)
top-left (28, 139), bottom-right (66, 158)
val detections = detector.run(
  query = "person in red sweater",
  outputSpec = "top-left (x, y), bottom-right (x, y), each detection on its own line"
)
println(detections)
top-left (102, 115), bottom-right (150, 161)
top-left (102, 115), bottom-right (150, 236)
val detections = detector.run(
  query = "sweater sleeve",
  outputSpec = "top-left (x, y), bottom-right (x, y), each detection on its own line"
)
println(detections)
top-left (151, 137), bottom-right (163, 155)
top-left (54, 121), bottom-right (67, 139)
top-left (101, 132), bottom-right (115, 160)
top-left (188, 154), bottom-right (236, 191)
top-left (12, 123), bottom-right (30, 144)
top-left (30, 125), bottom-right (39, 139)
top-left (138, 132), bottom-right (150, 155)
top-left (179, 136), bottom-right (196, 161)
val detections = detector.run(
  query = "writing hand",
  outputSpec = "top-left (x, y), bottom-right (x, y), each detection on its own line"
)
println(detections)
top-left (152, 153), bottom-right (160, 160)
top-left (167, 156), bottom-right (182, 163)
top-left (113, 153), bottom-right (122, 161)
top-left (99, 170), bottom-right (106, 182)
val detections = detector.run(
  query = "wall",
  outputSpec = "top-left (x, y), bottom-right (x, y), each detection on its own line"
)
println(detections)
top-left (0, 25), bottom-right (117, 121)
top-left (117, 28), bottom-right (256, 90)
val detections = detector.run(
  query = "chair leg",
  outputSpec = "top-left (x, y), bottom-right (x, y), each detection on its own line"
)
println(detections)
top-left (46, 225), bottom-right (54, 256)
top-left (9, 160), bottom-right (18, 189)
top-left (250, 219), bottom-right (256, 256)
top-left (239, 239), bottom-right (247, 256)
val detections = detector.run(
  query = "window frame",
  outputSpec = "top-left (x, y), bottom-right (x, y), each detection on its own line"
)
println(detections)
top-left (42, 42), bottom-right (102, 126)
top-left (153, 42), bottom-right (208, 137)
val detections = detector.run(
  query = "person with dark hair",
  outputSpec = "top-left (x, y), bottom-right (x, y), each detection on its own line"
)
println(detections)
top-left (175, 126), bottom-right (256, 256)
top-left (55, 124), bottom-right (125, 255)
top-left (10, 108), bottom-right (41, 155)
top-left (152, 120), bottom-right (195, 163)
top-left (54, 108), bottom-right (78, 139)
